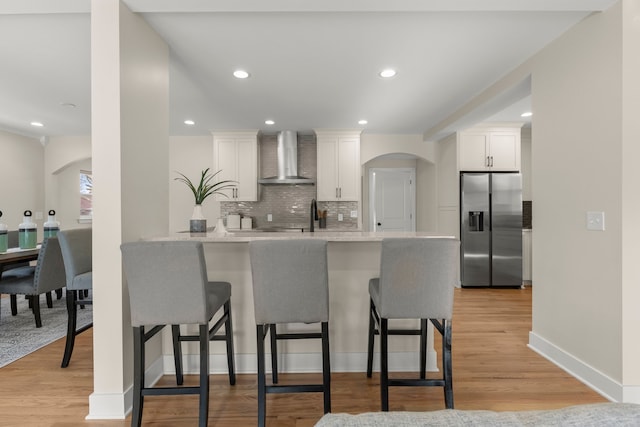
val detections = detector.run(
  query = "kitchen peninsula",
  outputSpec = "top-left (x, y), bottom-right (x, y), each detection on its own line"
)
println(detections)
top-left (149, 230), bottom-right (456, 376)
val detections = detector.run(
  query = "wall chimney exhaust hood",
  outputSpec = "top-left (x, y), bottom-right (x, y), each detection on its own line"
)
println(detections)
top-left (258, 130), bottom-right (315, 185)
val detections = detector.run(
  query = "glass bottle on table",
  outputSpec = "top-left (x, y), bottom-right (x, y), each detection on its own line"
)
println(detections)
top-left (18, 210), bottom-right (37, 249)
top-left (43, 209), bottom-right (60, 238)
top-left (0, 210), bottom-right (7, 253)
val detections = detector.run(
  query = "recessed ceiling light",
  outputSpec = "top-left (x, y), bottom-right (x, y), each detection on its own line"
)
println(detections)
top-left (233, 70), bottom-right (250, 79)
top-left (521, 112), bottom-right (533, 117)
top-left (379, 69), bottom-right (397, 78)
top-left (358, 120), bottom-right (368, 125)
top-left (30, 121), bottom-right (43, 127)
top-left (265, 120), bottom-right (275, 125)
top-left (184, 120), bottom-right (195, 125)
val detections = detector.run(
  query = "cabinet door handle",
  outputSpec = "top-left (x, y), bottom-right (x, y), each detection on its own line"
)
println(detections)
top-left (486, 156), bottom-right (490, 167)
top-left (339, 188), bottom-right (342, 198)
top-left (490, 156), bottom-right (494, 167)
top-left (335, 188), bottom-right (338, 198)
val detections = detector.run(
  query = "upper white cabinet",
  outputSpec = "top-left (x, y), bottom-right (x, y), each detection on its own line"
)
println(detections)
top-left (315, 130), bottom-right (361, 201)
top-left (212, 130), bottom-right (259, 201)
top-left (459, 126), bottom-right (522, 171)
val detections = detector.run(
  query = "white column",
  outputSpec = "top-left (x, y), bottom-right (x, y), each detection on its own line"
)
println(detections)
top-left (89, 0), bottom-right (169, 418)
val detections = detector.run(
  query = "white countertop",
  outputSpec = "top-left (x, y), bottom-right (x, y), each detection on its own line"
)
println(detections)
top-left (151, 230), bottom-right (453, 243)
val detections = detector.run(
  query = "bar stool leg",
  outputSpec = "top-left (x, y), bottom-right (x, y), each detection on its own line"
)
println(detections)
top-left (322, 321), bottom-right (331, 413)
top-left (198, 324), bottom-right (210, 427)
top-left (132, 326), bottom-right (145, 427)
top-left (380, 318), bottom-right (389, 411)
top-left (366, 300), bottom-right (376, 378)
top-left (171, 325), bottom-right (184, 385)
top-left (443, 320), bottom-right (454, 409)
top-left (257, 324), bottom-right (267, 427)
top-left (420, 318), bottom-right (428, 379)
top-left (269, 323), bottom-right (278, 384)
top-left (224, 301), bottom-right (236, 385)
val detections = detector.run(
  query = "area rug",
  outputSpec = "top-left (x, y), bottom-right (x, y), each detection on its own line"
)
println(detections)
top-left (0, 293), bottom-right (92, 367)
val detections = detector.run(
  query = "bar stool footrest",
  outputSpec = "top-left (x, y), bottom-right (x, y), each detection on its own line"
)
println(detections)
top-left (266, 384), bottom-right (325, 394)
top-left (141, 386), bottom-right (202, 396)
top-left (389, 379), bottom-right (446, 387)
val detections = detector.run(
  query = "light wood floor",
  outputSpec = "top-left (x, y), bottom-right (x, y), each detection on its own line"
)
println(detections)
top-left (0, 287), bottom-right (607, 426)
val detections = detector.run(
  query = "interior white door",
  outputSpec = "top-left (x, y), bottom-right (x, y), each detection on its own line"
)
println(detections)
top-left (370, 168), bottom-right (415, 232)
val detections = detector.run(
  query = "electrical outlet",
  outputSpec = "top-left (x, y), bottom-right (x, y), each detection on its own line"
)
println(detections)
top-left (350, 210), bottom-right (358, 218)
top-left (267, 214), bottom-right (273, 222)
top-left (338, 213), bottom-right (343, 221)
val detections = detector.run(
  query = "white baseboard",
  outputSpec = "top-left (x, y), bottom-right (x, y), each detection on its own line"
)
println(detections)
top-left (86, 350), bottom-right (438, 420)
top-left (86, 355), bottom-right (163, 419)
top-left (528, 331), bottom-right (620, 401)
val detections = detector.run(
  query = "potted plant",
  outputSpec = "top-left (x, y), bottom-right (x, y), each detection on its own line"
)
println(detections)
top-left (175, 168), bottom-right (237, 232)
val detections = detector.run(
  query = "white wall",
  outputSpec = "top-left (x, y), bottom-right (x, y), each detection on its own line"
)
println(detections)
top-left (520, 127), bottom-right (532, 201)
top-left (620, 0), bottom-right (640, 394)
top-left (529, 1), bottom-right (639, 400)
top-left (425, 0), bottom-right (640, 402)
top-left (0, 130), bottom-right (44, 234)
top-left (44, 135), bottom-right (92, 231)
top-left (169, 135), bottom-right (219, 233)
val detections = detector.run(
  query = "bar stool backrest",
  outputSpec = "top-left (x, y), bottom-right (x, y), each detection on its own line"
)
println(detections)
top-left (378, 238), bottom-right (459, 319)
top-left (121, 241), bottom-right (210, 327)
top-left (249, 239), bottom-right (328, 325)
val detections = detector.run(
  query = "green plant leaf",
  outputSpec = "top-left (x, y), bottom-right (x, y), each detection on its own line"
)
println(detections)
top-left (174, 168), bottom-right (238, 205)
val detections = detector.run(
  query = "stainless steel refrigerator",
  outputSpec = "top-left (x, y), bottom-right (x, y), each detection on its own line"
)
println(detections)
top-left (460, 172), bottom-right (522, 287)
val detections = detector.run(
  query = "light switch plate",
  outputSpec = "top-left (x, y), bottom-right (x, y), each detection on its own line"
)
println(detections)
top-left (350, 210), bottom-right (358, 218)
top-left (586, 211), bottom-right (605, 231)
top-left (338, 213), bottom-right (344, 221)
top-left (267, 214), bottom-right (273, 222)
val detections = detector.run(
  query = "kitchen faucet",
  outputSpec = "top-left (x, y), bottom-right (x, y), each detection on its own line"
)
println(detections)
top-left (310, 198), bottom-right (318, 232)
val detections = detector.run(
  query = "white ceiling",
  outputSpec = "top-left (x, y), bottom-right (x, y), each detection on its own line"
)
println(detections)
top-left (0, 1), bottom-right (617, 140)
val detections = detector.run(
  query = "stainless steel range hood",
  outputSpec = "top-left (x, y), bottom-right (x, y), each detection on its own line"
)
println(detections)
top-left (258, 130), bottom-right (315, 185)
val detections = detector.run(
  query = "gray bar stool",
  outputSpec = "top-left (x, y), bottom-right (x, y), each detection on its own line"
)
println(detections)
top-left (121, 241), bottom-right (236, 427)
top-left (249, 239), bottom-right (331, 427)
top-left (366, 237), bottom-right (459, 411)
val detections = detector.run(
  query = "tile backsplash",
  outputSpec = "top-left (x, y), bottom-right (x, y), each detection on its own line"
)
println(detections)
top-left (221, 133), bottom-right (359, 230)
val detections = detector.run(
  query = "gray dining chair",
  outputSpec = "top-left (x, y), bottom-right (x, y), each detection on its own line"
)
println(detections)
top-left (249, 239), bottom-right (331, 427)
top-left (121, 240), bottom-right (236, 427)
top-left (58, 228), bottom-right (93, 368)
top-left (0, 236), bottom-right (66, 327)
top-left (1, 230), bottom-right (38, 314)
top-left (366, 237), bottom-right (459, 411)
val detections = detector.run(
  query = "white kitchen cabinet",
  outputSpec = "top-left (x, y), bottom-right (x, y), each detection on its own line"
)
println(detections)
top-left (459, 126), bottom-right (521, 171)
top-left (315, 130), bottom-right (361, 201)
top-left (212, 130), bottom-right (259, 201)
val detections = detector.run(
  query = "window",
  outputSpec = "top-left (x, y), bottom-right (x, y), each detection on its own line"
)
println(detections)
top-left (79, 170), bottom-right (92, 222)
